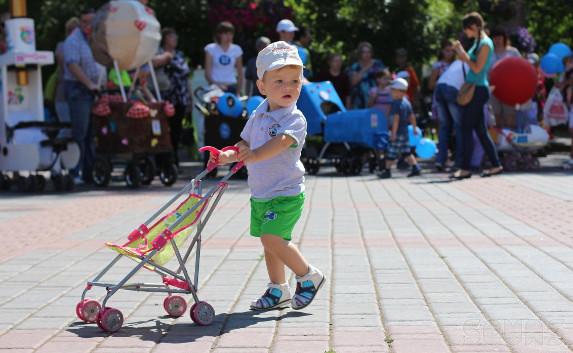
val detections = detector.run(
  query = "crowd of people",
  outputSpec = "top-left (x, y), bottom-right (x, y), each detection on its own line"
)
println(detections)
top-left (44, 3), bottom-right (573, 185)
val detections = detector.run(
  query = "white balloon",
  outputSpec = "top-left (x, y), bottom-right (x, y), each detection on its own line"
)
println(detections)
top-left (91, 1), bottom-right (161, 70)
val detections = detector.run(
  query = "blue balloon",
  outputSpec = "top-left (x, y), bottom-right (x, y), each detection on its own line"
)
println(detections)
top-left (217, 93), bottom-right (243, 118)
top-left (540, 53), bottom-right (565, 75)
top-left (246, 96), bottom-right (264, 117)
top-left (408, 125), bottom-right (422, 147)
top-left (549, 42), bottom-right (573, 59)
top-left (415, 138), bottom-right (437, 159)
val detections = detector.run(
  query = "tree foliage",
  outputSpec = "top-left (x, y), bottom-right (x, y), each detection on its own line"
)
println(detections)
top-left (0, 0), bottom-right (571, 74)
top-left (526, 0), bottom-right (573, 51)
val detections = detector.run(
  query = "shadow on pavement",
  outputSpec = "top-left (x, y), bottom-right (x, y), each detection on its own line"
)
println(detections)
top-left (66, 309), bottom-right (311, 342)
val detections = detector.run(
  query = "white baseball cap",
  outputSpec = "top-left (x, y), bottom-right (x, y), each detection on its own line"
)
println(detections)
top-left (390, 78), bottom-right (408, 91)
top-left (256, 41), bottom-right (303, 79)
top-left (276, 19), bottom-right (298, 33)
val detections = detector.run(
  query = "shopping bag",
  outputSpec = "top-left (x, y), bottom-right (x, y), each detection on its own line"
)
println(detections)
top-left (543, 87), bottom-right (568, 126)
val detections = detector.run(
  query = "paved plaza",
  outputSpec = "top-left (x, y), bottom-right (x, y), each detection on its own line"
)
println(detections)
top-left (1, 164), bottom-right (573, 353)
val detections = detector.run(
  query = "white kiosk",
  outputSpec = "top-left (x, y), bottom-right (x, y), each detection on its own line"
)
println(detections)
top-left (0, 8), bottom-right (79, 191)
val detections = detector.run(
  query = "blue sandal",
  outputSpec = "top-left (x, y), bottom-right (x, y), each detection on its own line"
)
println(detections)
top-left (292, 265), bottom-right (325, 310)
top-left (250, 283), bottom-right (291, 311)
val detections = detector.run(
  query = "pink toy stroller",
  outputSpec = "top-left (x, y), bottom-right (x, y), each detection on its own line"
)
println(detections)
top-left (75, 146), bottom-right (243, 333)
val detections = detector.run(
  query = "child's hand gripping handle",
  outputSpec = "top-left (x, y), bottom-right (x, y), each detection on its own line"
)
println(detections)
top-left (199, 146), bottom-right (245, 173)
top-left (221, 146), bottom-right (245, 173)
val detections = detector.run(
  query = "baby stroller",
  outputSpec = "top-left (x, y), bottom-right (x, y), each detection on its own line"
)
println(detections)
top-left (492, 124), bottom-right (549, 171)
top-left (298, 81), bottom-right (389, 175)
top-left (91, 63), bottom-right (179, 188)
top-left (76, 146), bottom-right (244, 333)
top-left (193, 85), bottom-right (249, 178)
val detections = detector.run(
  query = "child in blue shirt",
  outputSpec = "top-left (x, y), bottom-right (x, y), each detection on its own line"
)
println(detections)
top-left (379, 78), bottom-right (422, 179)
top-left (212, 41), bottom-right (325, 311)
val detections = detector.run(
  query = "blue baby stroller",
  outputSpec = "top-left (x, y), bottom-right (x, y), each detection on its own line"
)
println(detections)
top-left (297, 81), bottom-right (389, 175)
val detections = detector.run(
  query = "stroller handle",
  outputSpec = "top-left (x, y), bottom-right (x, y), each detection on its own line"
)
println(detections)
top-left (199, 146), bottom-right (245, 173)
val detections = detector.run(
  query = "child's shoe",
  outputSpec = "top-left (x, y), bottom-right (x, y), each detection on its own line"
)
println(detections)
top-left (250, 283), bottom-right (291, 311)
top-left (378, 168), bottom-right (391, 179)
top-left (407, 165), bottom-right (422, 177)
top-left (291, 265), bottom-right (325, 310)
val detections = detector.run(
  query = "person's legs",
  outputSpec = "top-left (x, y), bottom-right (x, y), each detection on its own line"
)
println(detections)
top-left (406, 153), bottom-right (421, 177)
top-left (473, 88), bottom-right (501, 169)
top-left (378, 141), bottom-right (398, 179)
top-left (168, 103), bottom-right (186, 167)
top-left (459, 103), bottom-right (475, 172)
top-left (251, 235), bottom-right (315, 311)
top-left (570, 129), bottom-right (573, 160)
top-left (55, 101), bottom-right (72, 138)
top-left (448, 100), bottom-right (464, 169)
top-left (261, 235), bottom-right (309, 277)
top-left (66, 82), bottom-right (94, 180)
top-left (263, 248), bottom-right (286, 284)
top-left (82, 114), bottom-right (95, 182)
top-left (435, 85), bottom-right (453, 167)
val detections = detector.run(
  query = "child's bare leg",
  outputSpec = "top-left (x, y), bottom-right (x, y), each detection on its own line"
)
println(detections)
top-left (385, 159), bottom-right (395, 170)
top-left (406, 154), bottom-right (417, 166)
top-left (250, 241), bottom-right (292, 310)
top-left (263, 248), bottom-right (286, 284)
top-left (261, 235), bottom-right (309, 277)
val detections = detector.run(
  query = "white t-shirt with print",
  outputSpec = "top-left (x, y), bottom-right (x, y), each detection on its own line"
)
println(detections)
top-left (240, 100), bottom-right (306, 199)
top-left (204, 43), bottom-right (243, 84)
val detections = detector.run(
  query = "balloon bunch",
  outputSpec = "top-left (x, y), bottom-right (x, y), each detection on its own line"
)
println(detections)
top-left (408, 125), bottom-right (437, 160)
top-left (540, 42), bottom-right (572, 76)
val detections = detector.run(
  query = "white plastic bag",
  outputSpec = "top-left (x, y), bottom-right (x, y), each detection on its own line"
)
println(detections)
top-left (543, 87), bottom-right (569, 126)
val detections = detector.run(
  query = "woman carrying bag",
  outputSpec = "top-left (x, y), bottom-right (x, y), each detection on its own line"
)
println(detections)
top-left (451, 12), bottom-right (502, 179)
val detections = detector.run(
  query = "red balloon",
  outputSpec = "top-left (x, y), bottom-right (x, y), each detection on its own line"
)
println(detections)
top-left (489, 57), bottom-right (537, 106)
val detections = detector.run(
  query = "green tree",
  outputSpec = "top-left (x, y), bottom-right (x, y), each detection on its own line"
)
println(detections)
top-left (286, 0), bottom-right (468, 73)
top-left (526, 0), bottom-right (573, 51)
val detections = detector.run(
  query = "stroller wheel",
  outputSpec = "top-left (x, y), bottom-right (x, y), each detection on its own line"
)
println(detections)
top-left (78, 299), bottom-right (101, 323)
top-left (125, 162), bottom-right (142, 188)
top-left (305, 158), bottom-right (320, 175)
top-left (17, 175), bottom-right (38, 192)
top-left (351, 157), bottom-right (363, 175)
top-left (52, 174), bottom-right (64, 191)
top-left (0, 174), bottom-right (11, 191)
top-left (368, 158), bottom-right (377, 174)
top-left (334, 158), bottom-right (343, 173)
top-left (92, 157), bottom-right (112, 187)
top-left (502, 154), bottom-right (518, 172)
top-left (76, 299), bottom-right (88, 321)
top-left (97, 307), bottom-right (123, 333)
top-left (163, 295), bottom-right (187, 317)
top-left (64, 174), bottom-right (74, 191)
top-left (190, 301), bottom-right (215, 326)
top-left (34, 175), bottom-right (46, 192)
top-left (159, 163), bottom-right (178, 187)
top-left (530, 157), bottom-right (540, 170)
top-left (138, 157), bottom-right (155, 186)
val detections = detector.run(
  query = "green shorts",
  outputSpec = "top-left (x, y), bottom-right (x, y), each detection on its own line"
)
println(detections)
top-left (250, 193), bottom-right (305, 241)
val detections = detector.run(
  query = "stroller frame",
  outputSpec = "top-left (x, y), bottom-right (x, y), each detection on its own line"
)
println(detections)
top-left (76, 146), bottom-right (244, 332)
